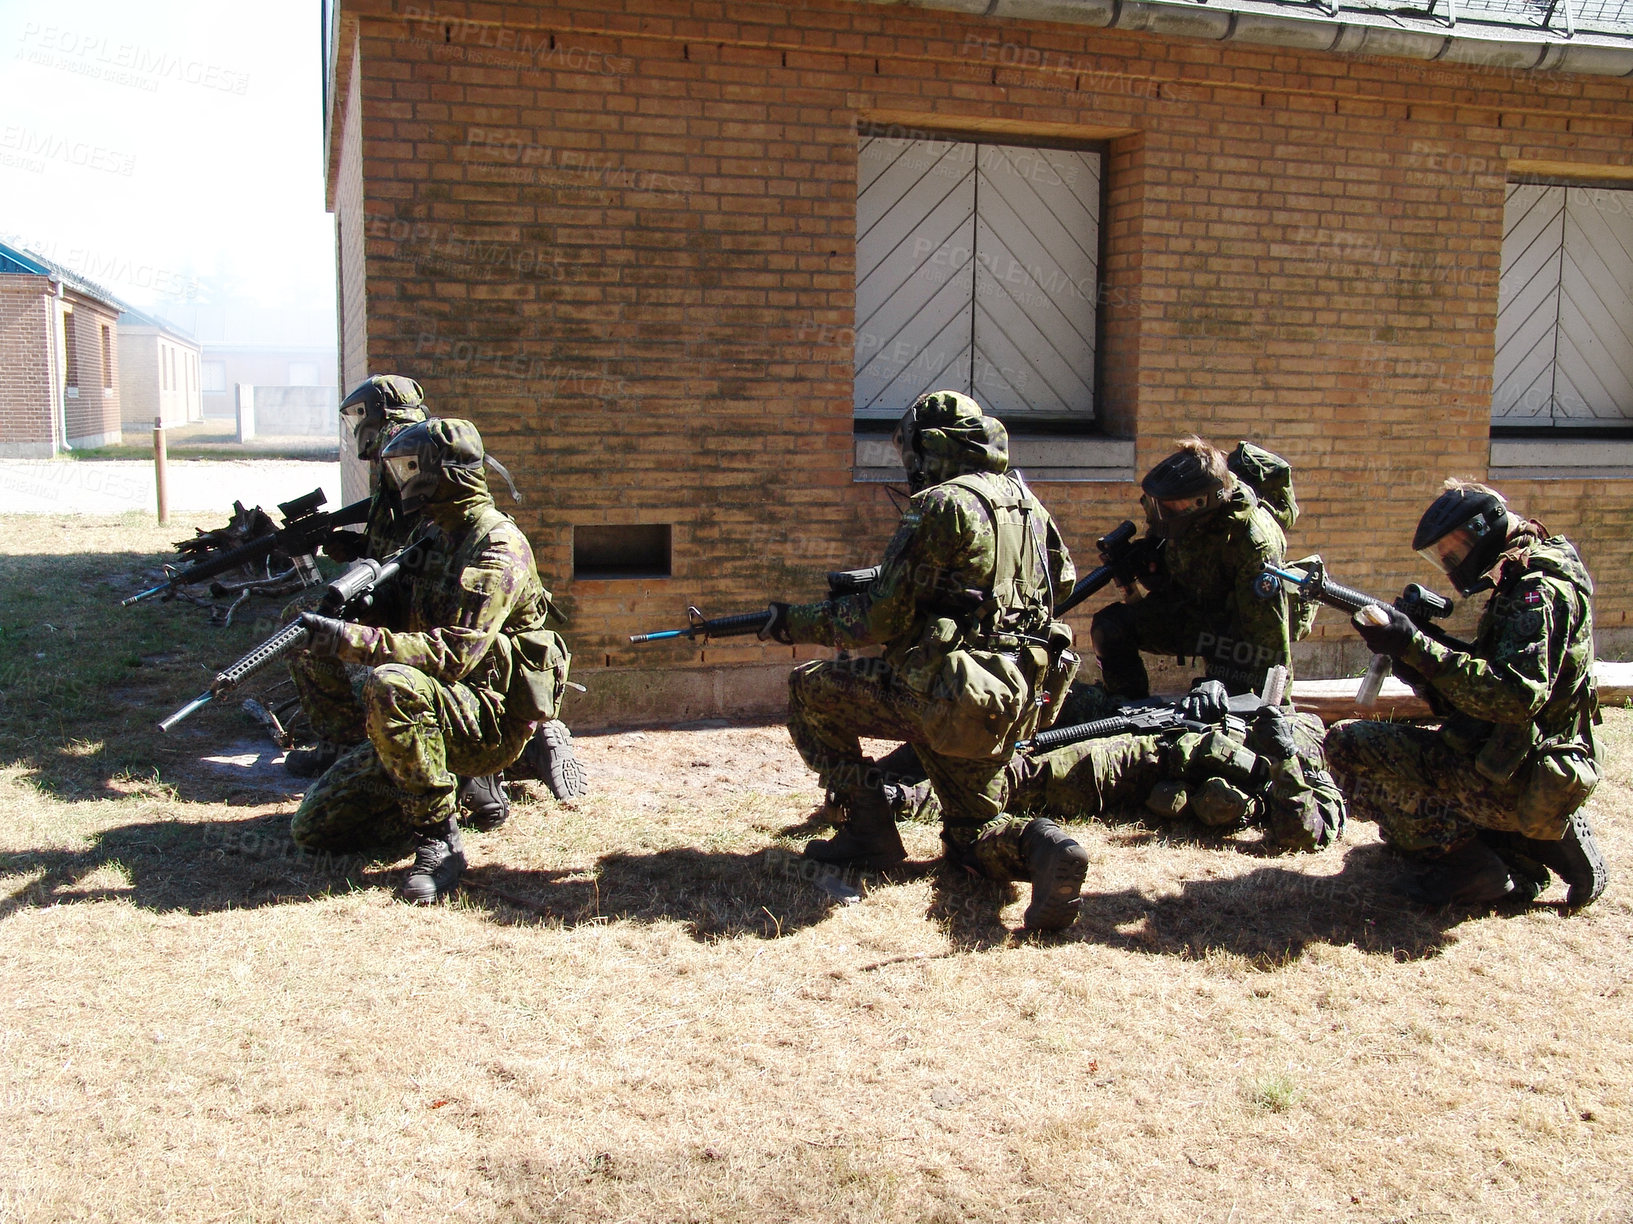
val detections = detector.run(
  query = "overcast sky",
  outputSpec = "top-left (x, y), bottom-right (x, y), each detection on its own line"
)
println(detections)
top-left (0, 0), bottom-right (336, 346)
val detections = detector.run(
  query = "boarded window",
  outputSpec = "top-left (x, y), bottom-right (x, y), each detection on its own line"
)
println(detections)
top-left (101, 326), bottom-right (112, 387)
top-left (854, 133), bottom-right (1100, 424)
top-left (202, 361), bottom-right (226, 392)
top-left (1494, 182), bottom-right (1633, 429)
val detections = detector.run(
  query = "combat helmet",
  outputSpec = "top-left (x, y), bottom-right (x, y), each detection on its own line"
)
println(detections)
top-left (380, 417), bottom-right (522, 515)
top-left (893, 389), bottom-right (1008, 492)
top-left (1140, 436), bottom-right (1232, 529)
top-left (339, 374), bottom-right (428, 462)
top-left (1413, 480), bottom-right (1511, 596)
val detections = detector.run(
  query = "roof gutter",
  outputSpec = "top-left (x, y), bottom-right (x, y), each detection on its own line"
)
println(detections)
top-left (864, 0), bottom-right (1633, 77)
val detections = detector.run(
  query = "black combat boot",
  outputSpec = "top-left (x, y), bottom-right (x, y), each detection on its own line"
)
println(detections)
top-left (458, 774), bottom-right (510, 832)
top-left (1406, 839), bottom-right (1530, 908)
top-left (519, 719), bottom-right (588, 799)
top-left (401, 815), bottom-right (466, 905)
top-left (1020, 818), bottom-right (1089, 932)
top-left (1520, 811), bottom-right (1607, 909)
top-left (804, 784), bottom-right (908, 869)
top-left (283, 740), bottom-right (341, 778)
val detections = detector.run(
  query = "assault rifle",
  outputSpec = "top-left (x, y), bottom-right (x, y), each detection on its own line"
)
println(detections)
top-left (123, 489), bottom-right (372, 606)
top-left (1016, 663), bottom-right (1288, 755)
top-left (629, 566), bottom-right (886, 645)
top-left (1254, 558), bottom-right (1464, 706)
top-left (1015, 691), bottom-right (1275, 755)
top-left (157, 535), bottom-right (430, 732)
top-left (1056, 520), bottom-right (1165, 617)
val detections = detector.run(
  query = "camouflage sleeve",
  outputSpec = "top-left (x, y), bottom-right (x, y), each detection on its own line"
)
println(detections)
top-left (336, 528), bottom-right (530, 684)
top-left (1401, 573), bottom-right (1562, 724)
top-left (784, 491), bottom-right (977, 650)
top-left (1229, 518), bottom-right (1290, 669)
top-left (1044, 511), bottom-right (1077, 607)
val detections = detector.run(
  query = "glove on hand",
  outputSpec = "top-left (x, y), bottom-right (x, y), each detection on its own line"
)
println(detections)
top-left (299, 612), bottom-right (349, 658)
top-left (1179, 678), bottom-right (1229, 724)
top-left (1250, 705), bottom-right (1299, 761)
top-left (1352, 603), bottom-right (1416, 657)
top-left (759, 602), bottom-right (793, 645)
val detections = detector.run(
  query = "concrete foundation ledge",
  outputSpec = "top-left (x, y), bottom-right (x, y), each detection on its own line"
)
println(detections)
top-left (564, 632), bottom-right (1633, 733)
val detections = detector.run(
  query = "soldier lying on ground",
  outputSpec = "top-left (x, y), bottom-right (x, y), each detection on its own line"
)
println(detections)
top-left (877, 683), bottom-right (1346, 854)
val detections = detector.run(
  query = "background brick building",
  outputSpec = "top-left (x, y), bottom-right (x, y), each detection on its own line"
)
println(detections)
top-left (0, 240), bottom-right (123, 456)
top-left (321, 0), bottom-right (1633, 727)
top-left (118, 307), bottom-right (203, 431)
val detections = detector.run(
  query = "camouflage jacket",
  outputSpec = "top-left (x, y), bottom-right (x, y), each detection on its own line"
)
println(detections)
top-left (327, 481), bottom-right (551, 695)
top-left (786, 470), bottom-right (1075, 671)
top-left (1401, 535), bottom-right (1596, 758)
top-left (1153, 485), bottom-right (1291, 683)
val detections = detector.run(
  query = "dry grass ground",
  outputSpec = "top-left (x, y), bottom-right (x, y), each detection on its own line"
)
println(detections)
top-left (0, 515), bottom-right (1629, 1223)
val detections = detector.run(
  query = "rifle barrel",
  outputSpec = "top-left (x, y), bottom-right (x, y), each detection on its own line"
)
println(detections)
top-left (158, 691), bottom-right (213, 733)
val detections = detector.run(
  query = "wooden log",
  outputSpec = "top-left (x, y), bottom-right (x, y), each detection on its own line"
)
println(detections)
top-left (1293, 660), bottom-right (1633, 723)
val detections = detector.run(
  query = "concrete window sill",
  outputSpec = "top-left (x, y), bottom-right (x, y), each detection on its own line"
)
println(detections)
top-left (1489, 436), bottom-right (1633, 479)
top-left (855, 434), bottom-right (1136, 483)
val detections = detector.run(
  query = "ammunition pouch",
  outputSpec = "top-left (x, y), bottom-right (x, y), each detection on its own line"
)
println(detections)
top-left (917, 647), bottom-right (1031, 760)
top-left (1516, 741), bottom-right (1599, 838)
top-left (486, 627), bottom-right (573, 723)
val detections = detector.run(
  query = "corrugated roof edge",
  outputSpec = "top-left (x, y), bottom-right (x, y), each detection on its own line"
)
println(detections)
top-left (879, 0), bottom-right (1633, 76)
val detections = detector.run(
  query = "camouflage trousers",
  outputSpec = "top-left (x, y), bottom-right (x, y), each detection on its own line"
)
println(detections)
top-left (1003, 711), bottom-right (1345, 853)
top-left (1325, 720), bottom-right (1535, 856)
top-left (288, 650), bottom-right (369, 745)
top-left (291, 662), bottom-right (533, 852)
top-left (787, 657), bottom-right (1033, 881)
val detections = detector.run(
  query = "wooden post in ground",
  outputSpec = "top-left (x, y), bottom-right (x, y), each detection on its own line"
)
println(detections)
top-left (152, 416), bottom-right (168, 525)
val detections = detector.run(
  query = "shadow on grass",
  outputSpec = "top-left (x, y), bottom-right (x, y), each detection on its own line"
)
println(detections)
top-left (1, 546), bottom-right (321, 806)
top-left (0, 810), bottom-right (848, 940)
top-left (1065, 842), bottom-right (1499, 963)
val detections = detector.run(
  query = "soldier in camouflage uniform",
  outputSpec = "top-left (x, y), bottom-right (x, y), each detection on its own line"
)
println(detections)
top-left (286, 375), bottom-right (585, 812)
top-left (761, 390), bottom-right (1091, 932)
top-left (1089, 437), bottom-right (1292, 701)
top-left (1326, 480), bottom-right (1606, 909)
top-left (890, 682), bottom-right (1344, 853)
top-left (290, 418), bottom-right (570, 904)
top-left (1003, 700), bottom-right (1344, 853)
top-left (282, 375), bottom-right (429, 779)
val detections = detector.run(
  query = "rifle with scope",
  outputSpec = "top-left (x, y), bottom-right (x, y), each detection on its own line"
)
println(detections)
top-left (1056, 520), bottom-right (1165, 617)
top-left (1254, 558), bottom-right (1466, 706)
top-left (123, 488), bottom-right (372, 606)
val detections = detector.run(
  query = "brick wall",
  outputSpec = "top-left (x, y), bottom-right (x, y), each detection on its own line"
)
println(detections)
top-left (118, 332), bottom-right (160, 427)
top-left (0, 277), bottom-right (54, 455)
top-left (62, 290), bottom-right (121, 448)
top-left (328, 0), bottom-right (1633, 724)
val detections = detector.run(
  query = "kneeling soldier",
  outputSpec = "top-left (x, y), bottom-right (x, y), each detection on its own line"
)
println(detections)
top-left (764, 390), bottom-right (1089, 931)
top-left (289, 418), bottom-right (571, 904)
top-left (1326, 480), bottom-right (1605, 909)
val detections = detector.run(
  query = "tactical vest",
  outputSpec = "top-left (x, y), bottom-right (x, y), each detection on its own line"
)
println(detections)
top-left (913, 473), bottom-right (1078, 759)
top-left (940, 472), bottom-right (1055, 648)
